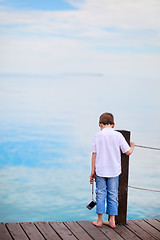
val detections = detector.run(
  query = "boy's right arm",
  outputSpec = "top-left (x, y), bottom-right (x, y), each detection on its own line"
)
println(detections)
top-left (125, 142), bottom-right (135, 155)
top-left (90, 152), bottom-right (96, 184)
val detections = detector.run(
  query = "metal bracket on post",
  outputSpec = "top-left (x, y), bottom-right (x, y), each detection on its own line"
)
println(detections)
top-left (115, 130), bottom-right (130, 225)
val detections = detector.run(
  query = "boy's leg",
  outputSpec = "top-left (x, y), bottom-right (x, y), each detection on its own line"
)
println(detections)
top-left (104, 176), bottom-right (119, 228)
top-left (104, 215), bottom-right (116, 228)
top-left (92, 175), bottom-right (107, 227)
top-left (92, 214), bottom-right (103, 227)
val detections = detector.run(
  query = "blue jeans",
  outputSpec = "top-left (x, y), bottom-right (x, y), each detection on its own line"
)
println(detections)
top-left (96, 175), bottom-right (119, 215)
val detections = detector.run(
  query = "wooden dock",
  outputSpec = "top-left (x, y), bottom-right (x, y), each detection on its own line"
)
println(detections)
top-left (0, 218), bottom-right (160, 240)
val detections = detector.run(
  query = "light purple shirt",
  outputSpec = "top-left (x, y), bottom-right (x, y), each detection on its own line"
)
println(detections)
top-left (91, 128), bottom-right (130, 177)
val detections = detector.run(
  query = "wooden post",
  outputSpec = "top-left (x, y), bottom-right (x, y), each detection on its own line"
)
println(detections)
top-left (115, 130), bottom-right (130, 225)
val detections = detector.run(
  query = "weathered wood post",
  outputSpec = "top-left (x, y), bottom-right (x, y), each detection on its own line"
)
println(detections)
top-left (116, 130), bottom-right (130, 225)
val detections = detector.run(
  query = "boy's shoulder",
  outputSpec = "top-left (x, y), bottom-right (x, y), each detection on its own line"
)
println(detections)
top-left (94, 129), bottom-right (123, 138)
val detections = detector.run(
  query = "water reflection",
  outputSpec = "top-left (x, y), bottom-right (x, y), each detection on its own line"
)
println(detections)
top-left (0, 165), bottom-right (92, 222)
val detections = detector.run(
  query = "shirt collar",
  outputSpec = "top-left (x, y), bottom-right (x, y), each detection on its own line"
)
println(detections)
top-left (102, 128), bottom-right (113, 131)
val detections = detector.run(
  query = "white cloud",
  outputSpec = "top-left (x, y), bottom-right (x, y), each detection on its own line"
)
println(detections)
top-left (0, 0), bottom-right (160, 34)
top-left (66, 0), bottom-right (160, 32)
top-left (67, 0), bottom-right (160, 29)
top-left (0, 32), bottom-right (160, 75)
top-left (0, 0), bottom-right (160, 75)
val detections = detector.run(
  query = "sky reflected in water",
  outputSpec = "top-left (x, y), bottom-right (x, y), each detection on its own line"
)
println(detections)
top-left (0, 75), bottom-right (160, 222)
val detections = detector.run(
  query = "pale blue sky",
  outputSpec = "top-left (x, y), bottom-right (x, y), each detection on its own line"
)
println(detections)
top-left (0, 0), bottom-right (160, 76)
top-left (0, 0), bottom-right (78, 11)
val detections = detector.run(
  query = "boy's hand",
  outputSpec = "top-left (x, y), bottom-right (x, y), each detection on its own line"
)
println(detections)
top-left (126, 142), bottom-right (135, 155)
top-left (130, 142), bottom-right (135, 148)
top-left (90, 173), bottom-right (96, 184)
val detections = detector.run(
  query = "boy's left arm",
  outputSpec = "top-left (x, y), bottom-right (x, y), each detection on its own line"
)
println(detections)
top-left (90, 152), bottom-right (96, 184)
top-left (125, 142), bottom-right (135, 155)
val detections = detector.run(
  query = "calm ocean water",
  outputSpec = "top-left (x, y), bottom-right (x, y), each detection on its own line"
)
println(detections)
top-left (0, 74), bottom-right (159, 222)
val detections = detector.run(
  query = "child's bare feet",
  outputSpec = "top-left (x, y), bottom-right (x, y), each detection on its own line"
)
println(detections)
top-left (92, 221), bottom-right (102, 228)
top-left (103, 221), bottom-right (116, 229)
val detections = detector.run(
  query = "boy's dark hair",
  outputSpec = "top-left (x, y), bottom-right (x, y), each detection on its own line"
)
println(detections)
top-left (99, 112), bottom-right (114, 125)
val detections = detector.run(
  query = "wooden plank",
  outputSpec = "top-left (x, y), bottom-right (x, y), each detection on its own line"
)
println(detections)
top-left (100, 225), bottom-right (124, 240)
top-left (132, 219), bottom-right (160, 240)
top-left (115, 224), bottom-right (141, 239)
top-left (77, 221), bottom-right (109, 240)
top-left (20, 222), bottom-right (45, 240)
top-left (144, 219), bottom-right (160, 231)
top-left (49, 222), bottom-right (77, 240)
top-left (126, 220), bottom-right (156, 240)
top-left (5, 222), bottom-right (29, 240)
top-left (0, 223), bottom-right (12, 240)
top-left (116, 130), bottom-right (130, 225)
top-left (64, 221), bottom-right (92, 240)
top-left (34, 222), bottom-right (61, 240)
top-left (1, 219), bottom-right (160, 240)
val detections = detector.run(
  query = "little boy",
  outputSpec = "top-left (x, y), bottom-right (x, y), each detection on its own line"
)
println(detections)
top-left (90, 112), bottom-right (135, 228)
